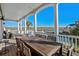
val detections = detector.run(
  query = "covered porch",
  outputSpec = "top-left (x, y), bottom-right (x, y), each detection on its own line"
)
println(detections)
top-left (0, 3), bottom-right (79, 56)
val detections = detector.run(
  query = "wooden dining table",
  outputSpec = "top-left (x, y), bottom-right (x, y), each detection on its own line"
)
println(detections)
top-left (22, 39), bottom-right (62, 56)
top-left (16, 35), bottom-right (62, 56)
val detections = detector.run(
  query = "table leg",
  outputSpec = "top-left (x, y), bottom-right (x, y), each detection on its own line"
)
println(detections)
top-left (59, 45), bottom-right (62, 56)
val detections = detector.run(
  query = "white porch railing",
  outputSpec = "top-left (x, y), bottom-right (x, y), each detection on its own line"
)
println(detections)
top-left (58, 34), bottom-right (79, 49)
top-left (40, 32), bottom-right (79, 50)
top-left (10, 30), bottom-right (79, 50)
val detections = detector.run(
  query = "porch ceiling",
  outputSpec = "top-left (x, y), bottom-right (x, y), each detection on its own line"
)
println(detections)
top-left (0, 3), bottom-right (55, 22)
top-left (0, 3), bottom-right (42, 21)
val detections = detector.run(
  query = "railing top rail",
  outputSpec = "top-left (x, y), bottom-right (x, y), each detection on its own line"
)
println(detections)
top-left (59, 34), bottom-right (79, 39)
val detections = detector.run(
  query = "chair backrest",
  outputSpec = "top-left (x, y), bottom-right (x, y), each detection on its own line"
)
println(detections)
top-left (23, 43), bottom-right (31, 56)
top-left (16, 38), bottom-right (21, 48)
top-left (16, 38), bottom-right (31, 56)
top-left (67, 46), bottom-right (74, 56)
top-left (16, 38), bottom-right (24, 55)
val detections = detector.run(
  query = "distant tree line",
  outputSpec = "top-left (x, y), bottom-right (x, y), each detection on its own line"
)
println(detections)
top-left (70, 24), bottom-right (79, 36)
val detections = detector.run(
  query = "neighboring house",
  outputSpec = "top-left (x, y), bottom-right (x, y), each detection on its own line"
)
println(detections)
top-left (67, 24), bottom-right (76, 29)
top-left (65, 20), bottom-right (79, 30)
top-left (62, 20), bottom-right (79, 34)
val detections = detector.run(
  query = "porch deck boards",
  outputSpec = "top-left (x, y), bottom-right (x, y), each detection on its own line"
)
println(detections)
top-left (0, 39), bottom-right (17, 56)
top-left (1, 45), bottom-right (17, 56)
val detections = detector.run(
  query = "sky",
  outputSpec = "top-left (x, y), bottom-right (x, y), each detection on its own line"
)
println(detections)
top-left (4, 3), bottom-right (79, 27)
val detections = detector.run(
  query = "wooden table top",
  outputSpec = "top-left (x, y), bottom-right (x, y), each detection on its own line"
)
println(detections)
top-left (16, 35), bottom-right (62, 56)
top-left (22, 39), bottom-right (62, 56)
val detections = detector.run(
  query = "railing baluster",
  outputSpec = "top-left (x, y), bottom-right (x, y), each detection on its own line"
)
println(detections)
top-left (61, 36), bottom-right (63, 44)
top-left (75, 38), bottom-right (77, 49)
top-left (60, 36), bottom-right (61, 43)
top-left (71, 38), bottom-right (74, 46)
top-left (66, 37), bottom-right (68, 45)
top-left (65, 36), bottom-right (67, 45)
top-left (60, 36), bottom-right (62, 44)
top-left (64, 36), bottom-right (66, 45)
top-left (68, 37), bottom-right (70, 46)
top-left (62, 36), bottom-right (64, 44)
top-left (59, 36), bottom-right (61, 43)
top-left (58, 36), bottom-right (60, 43)
top-left (66, 36), bottom-right (68, 44)
top-left (67, 37), bottom-right (70, 46)
top-left (63, 36), bottom-right (65, 45)
top-left (59, 36), bottom-right (62, 43)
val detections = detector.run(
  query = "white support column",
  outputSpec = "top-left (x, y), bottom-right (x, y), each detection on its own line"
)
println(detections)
top-left (20, 20), bottom-right (23, 34)
top-left (34, 12), bottom-right (37, 33)
top-left (0, 20), bottom-right (3, 40)
top-left (18, 21), bottom-right (20, 34)
top-left (25, 19), bottom-right (27, 34)
top-left (54, 3), bottom-right (59, 42)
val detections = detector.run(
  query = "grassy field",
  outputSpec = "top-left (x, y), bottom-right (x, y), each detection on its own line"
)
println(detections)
top-left (5, 26), bottom-right (65, 32)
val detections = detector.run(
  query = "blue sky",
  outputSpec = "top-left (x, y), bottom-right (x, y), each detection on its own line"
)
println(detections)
top-left (59, 3), bottom-right (79, 27)
top-left (4, 3), bottom-right (79, 27)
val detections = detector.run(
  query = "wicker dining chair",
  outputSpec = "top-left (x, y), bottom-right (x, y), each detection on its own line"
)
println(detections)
top-left (22, 43), bottom-right (31, 56)
top-left (67, 45), bottom-right (74, 56)
top-left (16, 38), bottom-right (24, 56)
top-left (62, 45), bottom-right (74, 56)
